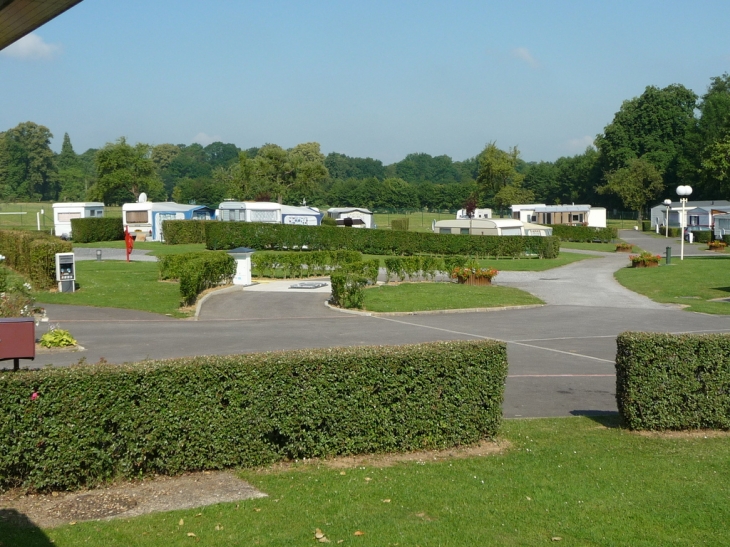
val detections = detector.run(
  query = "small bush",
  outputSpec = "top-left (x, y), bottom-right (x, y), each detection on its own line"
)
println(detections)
top-left (551, 225), bottom-right (618, 243)
top-left (162, 219), bottom-right (210, 244)
top-left (391, 218), bottom-right (409, 231)
top-left (0, 340), bottom-right (508, 491)
top-left (158, 251), bottom-right (235, 305)
top-left (693, 230), bottom-right (712, 244)
top-left (668, 227), bottom-right (682, 238)
top-left (70, 218), bottom-right (123, 243)
top-left (616, 332), bottom-right (730, 430)
top-left (39, 328), bottom-right (77, 348)
top-left (330, 272), bottom-right (368, 308)
top-left (641, 220), bottom-right (652, 232)
top-left (321, 216), bottom-right (337, 227)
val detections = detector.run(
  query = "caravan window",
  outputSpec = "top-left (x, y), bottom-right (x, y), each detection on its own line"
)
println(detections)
top-left (501, 228), bottom-right (522, 236)
top-left (127, 211), bottom-right (148, 223)
top-left (193, 211), bottom-right (208, 220)
top-left (439, 228), bottom-right (451, 234)
top-left (460, 228), bottom-right (470, 235)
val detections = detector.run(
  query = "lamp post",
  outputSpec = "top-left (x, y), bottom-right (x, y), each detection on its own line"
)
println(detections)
top-left (676, 185), bottom-right (692, 260)
top-left (663, 198), bottom-right (672, 237)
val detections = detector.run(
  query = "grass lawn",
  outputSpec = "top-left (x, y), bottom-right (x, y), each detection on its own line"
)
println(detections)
top-left (614, 255), bottom-right (730, 314)
top-left (72, 241), bottom-right (206, 256)
top-left (11, 416), bottom-right (730, 546)
top-left (34, 261), bottom-right (185, 316)
top-left (361, 282), bottom-right (543, 312)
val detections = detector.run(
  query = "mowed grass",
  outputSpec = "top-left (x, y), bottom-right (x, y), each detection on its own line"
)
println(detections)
top-left (11, 416), bottom-right (730, 546)
top-left (34, 261), bottom-right (184, 316)
top-left (362, 282), bottom-right (542, 312)
top-left (614, 255), bottom-right (730, 314)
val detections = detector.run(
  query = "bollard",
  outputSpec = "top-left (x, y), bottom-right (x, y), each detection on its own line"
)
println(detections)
top-left (666, 246), bottom-right (672, 265)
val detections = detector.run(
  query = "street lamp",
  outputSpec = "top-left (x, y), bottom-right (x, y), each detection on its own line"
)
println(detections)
top-left (663, 198), bottom-right (672, 238)
top-left (676, 185), bottom-right (693, 260)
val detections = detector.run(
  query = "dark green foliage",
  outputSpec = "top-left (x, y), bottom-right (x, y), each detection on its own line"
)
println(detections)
top-left (162, 219), bottom-right (210, 244)
top-left (251, 250), bottom-right (363, 278)
top-left (0, 340), bottom-right (506, 492)
top-left (329, 272), bottom-right (368, 308)
top-left (615, 332), bottom-right (730, 430)
top-left (158, 251), bottom-right (235, 305)
top-left (320, 216), bottom-right (337, 227)
top-left (337, 260), bottom-right (380, 284)
top-left (550, 225), bottom-right (618, 243)
top-left (723, 234), bottom-right (730, 245)
top-left (70, 217), bottom-right (123, 243)
top-left (203, 222), bottom-right (560, 258)
top-left (390, 218), bottom-right (410, 231)
top-left (0, 231), bottom-right (71, 289)
top-left (694, 230), bottom-right (712, 243)
top-left (668, 227), bottom-right (682, 237)
top-left (641, 220), bottom-right (652, 232)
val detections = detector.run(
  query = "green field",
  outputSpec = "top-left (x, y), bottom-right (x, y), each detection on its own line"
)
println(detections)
top-left (614, 255), bottom-right (730, 314)
top-left (6, 416), bottom-right (729, 546)
top-left (362, 282), bottom-right (543, 312)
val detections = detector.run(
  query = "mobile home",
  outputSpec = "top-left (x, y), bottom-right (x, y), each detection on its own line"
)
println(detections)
top-left (52, 202), bottom-right (105, 238)
top-left (512, 204), bottom-right (606, 228)
top-left (123, 200), bottom-right (214, 242)
top-left (218, 201), bottom-right (323, 225)
top-left (455, 208), bottom-right (492, 220)
top-left (433, 218), bottom-right (552, 237)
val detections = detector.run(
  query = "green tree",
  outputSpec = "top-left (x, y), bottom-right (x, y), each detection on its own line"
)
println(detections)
top-left (476, 142), bottom-right (524, 196)
top-left (90, 137), bottom-right (165, 204)
top-left (56, 133), bottom-right (86, 201)
top-left (0, 122), bottom-right (58, 200)
top-left (701, 134), bottom-right (730, 193)
top-left (597, 157), bottom-right (664, 221)
top-left (493, 185), bottom-right (536, 210)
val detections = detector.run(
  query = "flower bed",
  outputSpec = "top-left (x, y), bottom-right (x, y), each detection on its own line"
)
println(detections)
top-left (451, 266), bottom-right (498, 284)
top-left (629, 252), bottom-right (661, 268)
top-left (707, 241), bottom-right (727, 252)
top-left (615, 242), bottom-right (633, 252)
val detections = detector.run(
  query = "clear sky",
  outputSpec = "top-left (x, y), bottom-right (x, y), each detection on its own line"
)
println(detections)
top-left (1, 0), bottom-right (729, 164)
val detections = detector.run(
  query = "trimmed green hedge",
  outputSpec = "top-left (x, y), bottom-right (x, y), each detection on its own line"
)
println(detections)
top-left (0, 340), bottom-right (507, 492)
top-left (158, 251), bottom-right (235, 305)
top-left (391, 218), bottom-right (409, 231)
top-left (203, 222), bottom-right (560, 258)
top-left (693, 230), bottom-right (712, 244)
top-left (251, 250), bottom-right (363, 278)
top-left (0, 231), bottom-right (72, 289)
top-left (70, 217), bottom-right (123, 243)
top-left (616, 332), bottom-right (730, 430)
top-left (551, 225), bottom-right (618, 243)
top-left (723, 234), bottom-right (730, 245)
top-left (641, 220), bottom-right (652, 232)
top-left (162, 219), bottom-right (209, 244)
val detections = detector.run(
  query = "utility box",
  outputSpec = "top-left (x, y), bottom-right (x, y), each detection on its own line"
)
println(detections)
top-left (0, 317), bottom-right (35, 371)
top-left (227, 247), bottom-right (255, 286)
top-left (55, 252), bottom-right (76, 293)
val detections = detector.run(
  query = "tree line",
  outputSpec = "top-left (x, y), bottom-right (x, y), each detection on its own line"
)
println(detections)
top-left (2, 73), bottom-right (730, 218)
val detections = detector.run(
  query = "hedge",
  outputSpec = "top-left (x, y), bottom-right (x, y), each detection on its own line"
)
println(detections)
top-left (391, 218), bottom-right (409, 231)
top-left (615, 332), bottom-right (730, 430)
top-left (162, 219), bottom-right (209, 244)
top-left (641, 220), bottom-right (652, 232)
top-left (723, 234), bottom-right (730, 245)
top-left (158, 251), bottom-right (235, 305)
top-left (202, 222), bottom-right (560, 258)
top-left (0, 231), bottom-right (72, 289)
top-left (70, 217), bottom-right (123, 243)
top-left (0, 340), bottom-right (507, 492)
top-left (550, 225), bottom-right (618, 243)
top-left (693, 230), bottom-right (712, 244)
top-left (251, 250), bottom-right (363, 279)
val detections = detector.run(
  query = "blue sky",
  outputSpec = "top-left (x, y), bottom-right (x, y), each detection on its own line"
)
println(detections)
top-left (1, 0), bottom-right (729, 164)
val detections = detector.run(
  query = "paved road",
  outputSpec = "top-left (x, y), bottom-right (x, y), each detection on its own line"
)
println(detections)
top-left (18, 249), bottom-right (730, 419)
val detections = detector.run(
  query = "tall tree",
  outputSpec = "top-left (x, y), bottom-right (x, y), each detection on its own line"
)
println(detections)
top-left (597, 157), bottom-right (664, 221)
top-left (0, 122), bottom-right (58, 200)
top-left (56, 133), bottom-right (86, 201)
top-left (90, 137), bottom-right (165, 204)
top-left (475, 142), bottom-right (524, 196)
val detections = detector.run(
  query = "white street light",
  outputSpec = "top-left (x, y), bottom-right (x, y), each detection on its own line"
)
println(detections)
top-left (676, 185), bottom-right (693, 260)
top-left (663, 198), bottom-right (672, 238)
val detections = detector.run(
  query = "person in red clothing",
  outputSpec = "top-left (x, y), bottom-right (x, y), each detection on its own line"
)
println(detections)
top-left (124, 226), bottom-right (134, 262)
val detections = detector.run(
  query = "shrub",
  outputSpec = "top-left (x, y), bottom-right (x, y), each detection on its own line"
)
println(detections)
top-left (0, 340), bottom-right (507, 491)
top-left (551, 225), bottom-right (618, 243)
top-left (693, 230), bottom-right (712, 244)
top-left (0, 231), bottom-right (72, 290)
top-left (641, 220), bottom-right (652, 232)
top-left (337, 260), bottom-right (380, 284)
top-left (329, 272), bottom-right (368, 308)
top-left (708, 240), bottom-right (727, 251)
top-left (162, 219), bottom-right (210, 244)
top-left (723, 234), bottom-right (730, 246)
top-left (203, 222), bottom-right (560, 258)
top-left (70, 217), bottom-right (123, 243)
top-left (158, 251), bottom-right (235, 305)
top-left (321, 216), bottom-right (337, 227)
top-left (390, 218), bottom-right (409, 231)
top-left (0, 274), bottom-right (42, 318)
top-left (39, 328), bottom-right (77, 348)
top-left (668, 227), bottom-right (682, 238)
top-left (250, 251), bottom-right (363, 279)
top-left (616, 332), bottom-right (730, 430)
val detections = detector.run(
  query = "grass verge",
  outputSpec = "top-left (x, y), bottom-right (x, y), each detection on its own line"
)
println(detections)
top-left (33, 261), bottom-right (185, 316)
top-left (9, 416), bottom-right (730, 546)
top-left (362, 282), bottom-right (543, 312)
top-left (614, 255), bottom-right (730, 314)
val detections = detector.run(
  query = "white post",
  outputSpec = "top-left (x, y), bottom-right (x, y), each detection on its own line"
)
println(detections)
top-left (36, 212), bottom-right (40, 231)
top-left (680, 198), bottom-right (685, 260)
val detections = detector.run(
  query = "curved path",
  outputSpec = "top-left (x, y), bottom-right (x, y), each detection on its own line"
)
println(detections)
top-left (24, 247), bottom-right (730, 419)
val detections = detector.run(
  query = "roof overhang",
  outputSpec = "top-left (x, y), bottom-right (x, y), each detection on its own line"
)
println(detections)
top-left (0, 0), bottom-right (83, 51)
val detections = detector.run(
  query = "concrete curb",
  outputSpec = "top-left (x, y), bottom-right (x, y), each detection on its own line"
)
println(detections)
top-left (323, 301), bottom-right (545, 317)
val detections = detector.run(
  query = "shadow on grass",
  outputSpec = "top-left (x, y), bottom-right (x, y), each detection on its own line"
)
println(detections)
top-left (0, 509), bottom-right (54, 546)
top-left (569, 410), bottom-right (622, 428)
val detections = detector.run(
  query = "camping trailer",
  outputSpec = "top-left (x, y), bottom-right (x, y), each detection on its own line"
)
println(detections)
top-left (218, 201), bottom-right (323, 225)
top-left (123, 199), bottom-right (214, 242)
top-left (52, 202), bottom-right (105, 238)
top-left (326, 207), bottom-right (373, 228)
top-left (432, 218), bottom-right (552, 237)
top-left (455, 208), bottom-right (492, 220)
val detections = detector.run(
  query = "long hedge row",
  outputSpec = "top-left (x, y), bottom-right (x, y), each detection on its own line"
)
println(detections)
top-left (162, 219), bottom-right (208, 244)
top-left (0, 340), bottom-right (507, 492)
top-left (70, 217), bottom-right (124, 243)
top-left (616, 332), bottom-right (730, 430)
top-left (550, 225), bottom-right (618, 243)
top-left (0, 230), bottom-right (72, 289)
top-left (197, 221), bottom-right (560, 258)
